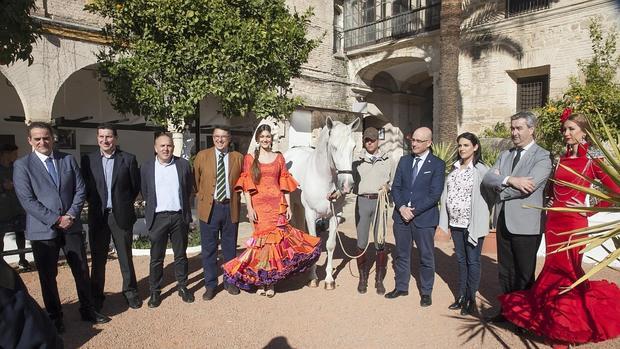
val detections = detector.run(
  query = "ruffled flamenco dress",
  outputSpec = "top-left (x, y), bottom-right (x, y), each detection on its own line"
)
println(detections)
top-left (499, 144), bottom-right (620, 345)
top-left (223, 153), bottom-right (321, 290)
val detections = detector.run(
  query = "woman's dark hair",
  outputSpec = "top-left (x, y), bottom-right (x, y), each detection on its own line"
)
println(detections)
top-left (251, 124), bottom-right (272, 184)
top-left (455, 132), bottom-right (483, 166)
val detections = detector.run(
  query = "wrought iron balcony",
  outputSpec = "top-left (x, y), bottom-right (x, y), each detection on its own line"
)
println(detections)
top-left (344, 3), bottom-right (440, 51)
top-left (506, 0), bottom-right (550, 17)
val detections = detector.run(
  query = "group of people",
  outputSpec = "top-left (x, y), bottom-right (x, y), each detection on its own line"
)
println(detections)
top-left (352, 111), bottom-right (620, 347)
top-left (2, 108), bottom-right (620, 348)
top-left (4, 121), bottom-right (321, 339)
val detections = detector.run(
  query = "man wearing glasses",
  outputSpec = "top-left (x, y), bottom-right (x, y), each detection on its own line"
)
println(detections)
top-left (352, 127), bottom-right (393, 295)
top-left (193, 126), bottom-right (243, 300)
top-left (386, 127), bottom-right (445, 308)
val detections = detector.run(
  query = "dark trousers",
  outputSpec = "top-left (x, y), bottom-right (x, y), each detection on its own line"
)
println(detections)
top-left (31, 232), bottom-right (94, 319)
top-left (200, 201), bottom-right (238, 289)
top-left (497, 210), bottom-right (542, 294)
top-left (148, 212), bottom-right (188, 293)
top-left (0, 230), bottom-right (28, 262)
top-left (89, 210), bottom-right (138, 303)
top-left (393, 221), bottom-right (435, 295)
top-left (450, 227), bottom-right (484, 299)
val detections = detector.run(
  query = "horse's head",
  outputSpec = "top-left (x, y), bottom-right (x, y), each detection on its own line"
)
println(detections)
top-left (325, 116), bottom-right (360, 194)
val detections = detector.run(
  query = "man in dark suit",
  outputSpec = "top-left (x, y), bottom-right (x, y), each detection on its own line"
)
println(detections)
top-left (81, 123), bottom-right (141, 311)
top-left (140, 133), bottom-right (194, 308)
top-left (385, 127), bottom-right (445, 307)
top-left (13, 122), bottom-right (110, 333)
top-left (193, 126), bottom-right (243, 300)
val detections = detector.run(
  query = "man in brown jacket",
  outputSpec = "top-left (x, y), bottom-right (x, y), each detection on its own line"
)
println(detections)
top-left (194, 126), bottom-right (243, 300)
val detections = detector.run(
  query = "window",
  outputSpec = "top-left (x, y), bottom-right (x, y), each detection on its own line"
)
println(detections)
top-left (506, 0), bottom-right (550, 17)
top-left (516, 75), bottom-right (549, 112)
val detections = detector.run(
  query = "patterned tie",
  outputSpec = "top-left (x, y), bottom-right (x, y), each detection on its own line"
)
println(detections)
top-left (216, 153), bottom-right (226, 201)
top-left (411, 157), bottom-right (421, 186)
top-left (45, 157), bottom-right (59, 187)
top-left (512, 148), bottom-right (523, 171)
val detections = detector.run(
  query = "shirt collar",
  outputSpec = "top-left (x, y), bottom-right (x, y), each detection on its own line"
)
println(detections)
top-left (156, 156), bottom-right (175, 166)
top-left (518, 140), bottom-right (535, 152)
top-left (215, 148), bottom-right (228, 157)
top-left (34, 150), bottom-right (53, 162)
top-left (453, 160), bottom-right (474, 170)
top-left (414, 150), bottom-right (430, 163)
top-left (100, 149), bottom-right (116, 159)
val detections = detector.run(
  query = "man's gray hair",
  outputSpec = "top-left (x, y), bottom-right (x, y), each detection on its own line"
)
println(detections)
top-left (510, 111), bottom-right (537, 128)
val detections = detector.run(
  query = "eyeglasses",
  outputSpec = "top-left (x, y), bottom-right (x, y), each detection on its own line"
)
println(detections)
top-left (213, 135), bottom-right (229, 140)
top-left (364, 138), bottom-right (377, 143)
top-left (410, 138), bottom-right (429, 143)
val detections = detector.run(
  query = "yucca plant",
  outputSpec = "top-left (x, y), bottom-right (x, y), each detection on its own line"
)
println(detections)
top-left (432, 141), bottom-right (456, 174)
top-left (543, 115), bottom-right (620, 294)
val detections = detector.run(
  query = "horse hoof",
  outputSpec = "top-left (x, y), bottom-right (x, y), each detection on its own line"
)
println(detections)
top-left (307, 279), bottom-right (319, 288)
top-left (324, 281), bottom-right (336, 290)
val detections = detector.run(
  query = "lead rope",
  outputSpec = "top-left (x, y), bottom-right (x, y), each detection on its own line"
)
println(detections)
top-left (334, 186), bottom-right (390, 262)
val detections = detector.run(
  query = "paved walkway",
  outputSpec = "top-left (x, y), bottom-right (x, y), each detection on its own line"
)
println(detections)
top-left (13, 197), bottom-right (620, 348)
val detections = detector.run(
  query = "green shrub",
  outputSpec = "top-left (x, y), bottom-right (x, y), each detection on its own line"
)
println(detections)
top-left (132, 226), bottom-right (201, 249)
top-left (536, 18), bottom-right (620, 155)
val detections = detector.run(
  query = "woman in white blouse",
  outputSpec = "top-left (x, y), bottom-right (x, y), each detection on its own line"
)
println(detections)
top-left (439, 132), bottom-right (494, 316)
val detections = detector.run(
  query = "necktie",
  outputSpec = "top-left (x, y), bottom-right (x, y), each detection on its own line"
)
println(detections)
top-left (45, 157), bottom-right (59, 187)
top-left (512, 148), bottom-right (523, 171)
top-left (411, 157), bottom-right (421, 186)
top-left (216, 153), bottom-right (226, 201)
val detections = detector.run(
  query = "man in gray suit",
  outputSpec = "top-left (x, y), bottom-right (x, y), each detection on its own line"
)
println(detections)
top-left (13, 122), bottom-right (110, 333)
top-left (482, 111), bottom-right (552, 322)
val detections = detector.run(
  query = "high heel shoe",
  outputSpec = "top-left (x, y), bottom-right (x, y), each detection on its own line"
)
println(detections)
top-left (257, 287), bottom-right (266, 296)
top-left (266, 285), bottom-right (275, 298)
top-left (448, 296), bottom-right (465, 310)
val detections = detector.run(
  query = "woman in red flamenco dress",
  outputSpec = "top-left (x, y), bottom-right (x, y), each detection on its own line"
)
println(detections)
top-left (223, 124), bottom-right (321, 297)
top-left (499, 112), bottom-right (620, 346)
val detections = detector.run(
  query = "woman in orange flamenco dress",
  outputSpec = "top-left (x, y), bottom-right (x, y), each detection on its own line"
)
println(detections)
top-left (499, 111), bottom-right (620, 347)
top-left (223, 124), bottom-right (321, 297)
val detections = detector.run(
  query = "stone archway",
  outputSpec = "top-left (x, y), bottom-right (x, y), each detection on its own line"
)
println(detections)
top-left (352, 56), bottom-right (435, 160)
top-left (0, 71), bottom-right (30, 155)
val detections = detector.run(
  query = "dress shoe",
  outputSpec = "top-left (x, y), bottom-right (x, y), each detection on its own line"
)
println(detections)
top-left (125, 293), bottom-right (143, 309)
top-left (448, 296), bottom-right (465, 310)
top-left (178, 286), bottom-right (195, 303)
top-left (148, 292), bottom-right (162, 308)
top-left (460, 298), bottom-right (476, 316)
top-left (202, 287), bottom-right (216, 301)
top-left (420, 295), bottom-right (432, 307)
top-left (485, 313), bottom-right (507, 323)
top-left (225, 282), bottom-right (240, 295)
top-left (384, 289), bottom-right (408, 299)
top-left (80, 309), bottom-right (111, 324)
top-left (53, 318), bottom-right (65, 334)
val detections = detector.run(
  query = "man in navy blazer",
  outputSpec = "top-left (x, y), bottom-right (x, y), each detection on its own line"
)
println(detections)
top-left (140, 133), bottom-right (194, 307)
top-left (13, 122), bottom-right (110, 333)
top-left (385, 127), bottom-right (445, 307)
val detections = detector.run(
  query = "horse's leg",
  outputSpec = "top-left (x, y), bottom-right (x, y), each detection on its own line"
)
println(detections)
top-left (304, 208), bottom-right (319, 288)
top-left (324, 214), bottom-right (338, 290)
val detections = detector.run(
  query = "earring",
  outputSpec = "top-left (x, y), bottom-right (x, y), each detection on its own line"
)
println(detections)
top-left (580, 136), bottom-right (587, 144)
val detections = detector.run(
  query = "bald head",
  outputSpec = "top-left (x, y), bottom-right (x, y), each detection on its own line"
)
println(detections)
top-left (410, 127), bottom-right (433, 155)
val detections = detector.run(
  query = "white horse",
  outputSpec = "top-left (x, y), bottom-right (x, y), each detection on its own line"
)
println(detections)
top-left (285, 116), bottom-right (360, 289)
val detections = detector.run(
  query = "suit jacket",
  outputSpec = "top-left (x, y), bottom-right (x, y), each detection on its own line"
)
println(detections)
top-left (391, 152), bottom-right (446, 228)
top-left (13, 151), bottom-right (86, 240)
top-left (193, 147), bottom-right (243, 223)
top-left (81, 149), bottom-right (140, 230)
top-left (482, 142), bottom-right (552, 236)
top-left (140, 156), bottom-right (193, 230)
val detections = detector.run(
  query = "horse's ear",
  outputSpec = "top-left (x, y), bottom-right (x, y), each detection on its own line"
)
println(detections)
top-left (326, 116), bottom-right (334, 130)
top-left (349, 117), bottom-right (361, 131)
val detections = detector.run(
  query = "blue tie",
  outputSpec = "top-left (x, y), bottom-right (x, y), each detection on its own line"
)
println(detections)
top-left (411, 157), bottom-right (421, 186)
top-left (45, 157), bottom-right (59, 187)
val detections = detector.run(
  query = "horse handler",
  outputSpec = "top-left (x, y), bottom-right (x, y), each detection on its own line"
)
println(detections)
top-left (352, 127), bottom-right (393, 295)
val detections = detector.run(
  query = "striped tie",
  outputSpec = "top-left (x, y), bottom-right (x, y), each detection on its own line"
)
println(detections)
top-left (216, 153), bottom-right (226, 201)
